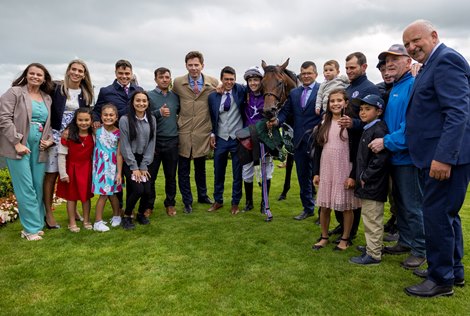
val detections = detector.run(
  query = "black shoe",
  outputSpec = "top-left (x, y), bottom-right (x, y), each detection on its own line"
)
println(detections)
top-left (136, 213), bottom-right (150, 225)
top-left (349, 253), bottom-right (381, 265)
top-left (278, 194), bottom-right (286, 201)
top-left (328, 224), bottom-right (343, 236)
top-left (383, 243), bottom-right (411, 255)
top-left (333, 238), bottom-right (352, 251)
top-left (313, 236), bottom-right (329, 250)
top-left (356, 245), bottom-right (367, 254)
top-left (198, 196), bottom-right (213, 204)
top-left (383, 232), bottom-right (399, 242)
top-left (401, 255), bottom-right (426, 270)
top-left (184, 204), bottom-right (193, 214)
top-left (45, 218), bottom-right (61, 229)
top-left (243, 201), bottom-right (253, 212)
top-left (404, 279), bottom-right (454, 298)
top-left (384, 215), bottom-right (397, 233)
top-left (413, 269), bottom-right (465, 287)
top-left (121, 217), bottom-right (135, 230)
top-left (294, 211), bottom-right (313, 220)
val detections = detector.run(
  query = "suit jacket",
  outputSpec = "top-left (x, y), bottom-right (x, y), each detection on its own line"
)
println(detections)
top-left (92, 79), bottom-right (143, 122)
top-left (406, 43), bottom-right (470, 168)
top-left (208, 83), bottom-right (246, 135)
top-left (0, 85), bottom-right (53, 161)
top-left (278, 83), bottom-right (322, 147)
top-left (172, 73), bottom-right (219, 158)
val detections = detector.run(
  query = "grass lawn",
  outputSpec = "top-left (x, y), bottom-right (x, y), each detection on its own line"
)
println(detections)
top-left (1, 160), bottom-right (469, 315)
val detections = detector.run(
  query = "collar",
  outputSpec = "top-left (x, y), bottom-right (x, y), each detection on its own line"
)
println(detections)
top-left (154, 86), bottom-right (169, 95)
top-left (363, 118), bottom-right (381, 130)
top-left (136, 113), bottom-right (148, 122)
top-left (424, 42), bottom-right (442, 66)
top-left (189, 75), bottom-right (203, 85)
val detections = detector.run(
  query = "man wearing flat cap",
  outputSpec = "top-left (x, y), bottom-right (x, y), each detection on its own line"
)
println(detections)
top-left (368, 44), bottom-right (426, 271)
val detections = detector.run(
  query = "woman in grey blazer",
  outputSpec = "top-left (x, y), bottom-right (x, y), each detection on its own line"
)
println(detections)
top-left (0, 63), bottom-right (54, 241)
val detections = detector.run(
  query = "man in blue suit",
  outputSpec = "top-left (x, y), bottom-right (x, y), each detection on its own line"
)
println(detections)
top-left (277, 61), bottom-right (322, 220)
top-left (403, 20), bottom-right (470, 298)
top-left (208, 66), bottom-right (246, 215)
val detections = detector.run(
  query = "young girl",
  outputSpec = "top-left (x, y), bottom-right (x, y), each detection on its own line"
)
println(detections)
top-left (92, 103), bottom-right (123, 232)
top-left (119, 91), bottom-right (156, 230)
top-left (312, 89), bottom-right (361, 251)
top-left (56, 108), bottom-right (94, 232)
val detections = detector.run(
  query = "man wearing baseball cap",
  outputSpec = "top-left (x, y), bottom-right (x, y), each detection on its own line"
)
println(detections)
top-left (368, 44), bottom-right (426, 271)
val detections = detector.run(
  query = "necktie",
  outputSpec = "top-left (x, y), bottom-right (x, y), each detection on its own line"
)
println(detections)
top-left (193, 80), bottom-right (200, 94)
top-left (301, 86), bottom-right (310, 109)
top-left (223, 92), bottom-right (231, 111)
top-left (124, 86), bottom-right (129, 95)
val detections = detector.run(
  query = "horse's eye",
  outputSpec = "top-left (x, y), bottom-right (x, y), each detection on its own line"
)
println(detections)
top-left (277, 81), bottom-right (284, 87)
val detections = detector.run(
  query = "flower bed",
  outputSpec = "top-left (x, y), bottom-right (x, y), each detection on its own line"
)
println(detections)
top-left (0, 194), bottom-right (18, 227)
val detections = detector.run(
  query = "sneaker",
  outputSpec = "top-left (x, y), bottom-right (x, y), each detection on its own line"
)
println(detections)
top-left (110, 216), bottom-right (122, 227)
top-left (93, 221), bottom-right (110, 232)
top-left (136, 213), bottom-right (150, 225)
top-left (349, 254), bottom-right (381, 265)
top-left (121, 216), bottom-right (135, 230)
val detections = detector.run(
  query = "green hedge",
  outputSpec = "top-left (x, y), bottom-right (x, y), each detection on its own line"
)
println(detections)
top-left (0, 168), bottom-right (13, 198)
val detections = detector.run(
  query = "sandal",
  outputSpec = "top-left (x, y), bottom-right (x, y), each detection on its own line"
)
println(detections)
top-left (21, 231), bottom-right (43, 241)
top-left (83, 222), bottom-right (93, 230)
top-left (313, 236), bottom-right (329, 250)
top-left (333, 237), bottom-right (352, 251)
top-left (68, 225), bottom-right (80, 233)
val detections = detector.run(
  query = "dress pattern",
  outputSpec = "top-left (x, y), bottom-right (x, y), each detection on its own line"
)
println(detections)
top-left (56, 135), bottom-right (94, 202)
top-left (92, 127), bottom-right (122, 195)
top-left (316, 121), bottom-right (361, 211)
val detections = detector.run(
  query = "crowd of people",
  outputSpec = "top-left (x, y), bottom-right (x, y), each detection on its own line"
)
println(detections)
top-left (0, 19), bottom-right (469, 298)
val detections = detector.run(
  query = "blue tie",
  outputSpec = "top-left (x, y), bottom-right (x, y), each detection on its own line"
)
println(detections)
top-left (223, 92), bottom-right (231, 111)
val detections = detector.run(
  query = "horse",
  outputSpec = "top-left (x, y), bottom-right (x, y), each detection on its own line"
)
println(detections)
top-left (261, 58), bottom-right (298, 120)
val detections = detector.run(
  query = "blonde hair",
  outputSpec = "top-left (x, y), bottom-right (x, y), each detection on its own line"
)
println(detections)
top-left (61, 59), bottom-right (94, 106)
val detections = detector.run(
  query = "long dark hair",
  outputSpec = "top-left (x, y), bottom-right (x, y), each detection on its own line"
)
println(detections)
top-left (66, 108), bottom-right (93, 143)
top-left (316, 89), bottom-right (352, 146)
top-left (126, 91), bottom-right (155, 142)
top-left (12, 62), bottom-right (54, 94)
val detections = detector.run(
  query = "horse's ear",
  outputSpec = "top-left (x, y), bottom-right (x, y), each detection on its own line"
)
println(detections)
top-left (261, 60), bottom-right (267, 70)
top-left (280, 58), bottom-right (290, 71)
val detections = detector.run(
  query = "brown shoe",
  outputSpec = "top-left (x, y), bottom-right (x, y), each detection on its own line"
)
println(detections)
top-left (231, 205), bottom-right (240, 215)
top-left (166, 206), bottom-right (176, 217)
top-left (208, 202), bottom-right (223, 212)
top-left (143, 208), bottom-right (153, 218)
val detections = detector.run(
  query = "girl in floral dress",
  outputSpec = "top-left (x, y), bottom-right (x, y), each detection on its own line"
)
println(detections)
top-left (312, 89), bottom-right (361, 251)
top-left (91, 104), bottom-right (123, 232)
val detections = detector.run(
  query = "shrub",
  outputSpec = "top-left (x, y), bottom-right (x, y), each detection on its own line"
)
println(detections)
top-left (0, 168), bottom-right (14, 198)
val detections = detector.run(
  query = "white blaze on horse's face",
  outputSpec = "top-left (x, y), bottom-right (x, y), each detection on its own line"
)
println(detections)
top-left (300, 66), bottom-right (317, 86)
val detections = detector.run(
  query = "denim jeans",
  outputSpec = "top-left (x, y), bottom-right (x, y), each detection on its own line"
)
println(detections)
top-left (391, 165), bottom-right (426, 257)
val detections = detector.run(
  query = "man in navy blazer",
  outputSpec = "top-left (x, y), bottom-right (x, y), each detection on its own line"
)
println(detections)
top-left (403, 20), bottom-right (470, 298)
top-left (208, 66), bottom-right (246, 214)
top-left (277, 61), bottom-right (322, 220)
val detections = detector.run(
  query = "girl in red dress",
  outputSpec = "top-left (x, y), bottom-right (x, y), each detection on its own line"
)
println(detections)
top-left (56, 108), bottom-right (94, 232)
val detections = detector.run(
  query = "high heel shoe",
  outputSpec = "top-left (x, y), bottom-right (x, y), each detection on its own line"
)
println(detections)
top-left (21, 230), bottom-right (43, 241)
top-left (313, 236), bottom-right (329, 250)
top-left (333, 237), bottom-right (352, 251)
top-left (45, 217), bottom-right (61, 229)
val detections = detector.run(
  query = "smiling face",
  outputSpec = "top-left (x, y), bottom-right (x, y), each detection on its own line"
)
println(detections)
top-left (26, 66), bottom-right (45, 88)
top-left (345, 56), bottom-right (367, 82)
top-left (133, 92), bottom-right (149, 116)
top-left (359, 104), bottom-right (382, 124)
top-left (328, 92), bottom-right (347, 116)
top-left (247, 77), bottom-right (262, 93)
top-left (76, 112), bottom-right (92, 132)
top-left (101, 107), bottom-right (118, 127)
top-left (115, 66), bottom-right (133, 86)
top-left (300, 65), bottom-right (317, 87)
top-left (403, 22), bottom-right (439, 64)
top-left (186, 57), bottom-right (204, 80)
top-left (221, 73), bottom-right (236, 92)
top-left (67, 62), bottom-right (85, 85)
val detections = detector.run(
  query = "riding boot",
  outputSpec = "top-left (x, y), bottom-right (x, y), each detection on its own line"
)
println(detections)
top-left (243, 181), bottom-right (254, 212)
top-left (260, 179), bottom-right (271, 213)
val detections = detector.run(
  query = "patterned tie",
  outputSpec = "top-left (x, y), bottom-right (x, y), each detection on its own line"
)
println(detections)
top-left (124, 86), bottom-right (129, 95)
top-left (193, 80), bottom-right (200, 94)
top-left (223, 92), bottom-right (231, 111)
top-left (300, 86), bottom-right (310, 109)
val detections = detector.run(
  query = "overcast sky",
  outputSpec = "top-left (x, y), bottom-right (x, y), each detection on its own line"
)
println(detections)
top-left (1, 0), bottom-right (469, 96)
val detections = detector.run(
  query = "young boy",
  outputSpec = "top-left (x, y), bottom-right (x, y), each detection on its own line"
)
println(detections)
top-left (349, 94), bottom-right (390, 265)
top-left (315, 60), bottom-right (349, 115)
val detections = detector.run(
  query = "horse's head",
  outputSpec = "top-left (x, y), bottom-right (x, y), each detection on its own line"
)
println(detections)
top-left (261, 58), bottom-right (297, 120)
